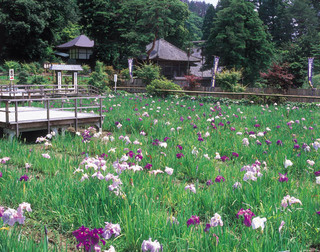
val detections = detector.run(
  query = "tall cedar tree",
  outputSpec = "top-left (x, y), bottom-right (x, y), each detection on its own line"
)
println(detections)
top-left (278, 0), bottom-right (320, 87)
top-left (204, 0), bottom-right (274, 85)
top-left (201, 4), bottom-right (216, 40)
top-left (258, 0), bottom-right (293, 46)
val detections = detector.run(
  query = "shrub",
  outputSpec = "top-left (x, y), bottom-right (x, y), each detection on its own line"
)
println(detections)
top-left (146, 78), bottom-right (183, 96)
top-left (302, 74), bottom-right (320, 89)
top-left (135, 63), bottom-right (161, 85)
top-left (18, 70), bottom-right (29, 84)
top-left (88, 61), bottom-right (110, 93)
top-left (64, 76), bottom-right (72, 85)
top-left (3, 61), bottom-right (21, 72)
top-left (105, 65), bottom-right (116, 77)
top-left (81, 64), bottom-right (91, 75)
top-left (260, 63), bottom-right (294, 90)
top-left (184, 75), bottom-right (202, 90)
top-left (216, 69), bottom-right (244, 92)
top-left (120, 69), bottom-right (131, 82)
top-left (30, 75), bottom-right (48, 84)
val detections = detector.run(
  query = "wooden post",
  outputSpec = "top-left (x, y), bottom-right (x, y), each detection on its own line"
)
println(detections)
top-left (99, 96), bottom-right (103, 131)
top-left (47, 99), bottom-right (50, 134)
top-left (15, 101), bottom-right (19, 137)
top-left (5, 101), bottom-right (9, 124)
top-left (74, 98), bottom-right (78, 131)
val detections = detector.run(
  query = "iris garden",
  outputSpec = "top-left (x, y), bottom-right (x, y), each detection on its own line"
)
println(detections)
top-left (0, 93), bottom-right (319, 251)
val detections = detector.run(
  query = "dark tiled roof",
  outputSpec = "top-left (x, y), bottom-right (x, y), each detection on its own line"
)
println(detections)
top-left (56, 35), bottom-right (94, 49)
top-left (50, 65), bottom-right (83, 71)
top-left (190, 47), bottom-right (212, 78)
top-left (146, 39), bottom-right (200, 62)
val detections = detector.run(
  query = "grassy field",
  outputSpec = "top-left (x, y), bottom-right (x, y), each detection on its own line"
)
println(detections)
top-left (0, 93), bottom-right (319, 251)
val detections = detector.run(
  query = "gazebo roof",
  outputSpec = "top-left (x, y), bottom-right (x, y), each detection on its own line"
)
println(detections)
top-left (56, 35), bottom-right (94, 49)
top-left (146, 39), bottom-right (200, 62)
top-left (50, 65), bottom-right (83, 71)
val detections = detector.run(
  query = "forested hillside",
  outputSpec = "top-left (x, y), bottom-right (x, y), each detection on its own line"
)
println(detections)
top-left (1, 0), bottom-right (320, 87)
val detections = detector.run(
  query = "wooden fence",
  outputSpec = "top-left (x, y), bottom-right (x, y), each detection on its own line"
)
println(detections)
top-left (119, 80), bottom-right (320, 103)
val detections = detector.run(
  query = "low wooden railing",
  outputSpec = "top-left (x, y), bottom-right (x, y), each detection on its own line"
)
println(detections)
top-left (0, 84), bottom-right (100, 98)
top-left (113, 86), bottom-right (320, 103)
top-left (0, 96), bottom-right (105, 136)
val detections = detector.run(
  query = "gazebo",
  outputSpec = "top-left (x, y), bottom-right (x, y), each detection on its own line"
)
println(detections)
top-left (145, 39), bottom-right (201, 79)
top-left (49, 65), bottom-right (83, 91)
top-left (56, 35), bottom-right (94, 64)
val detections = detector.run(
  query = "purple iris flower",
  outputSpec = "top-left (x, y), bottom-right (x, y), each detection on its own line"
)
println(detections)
top-left (221, 156), bottom-right (229, 162)
top-left (254, 124), bottom-right (260, 128)
top-left (206, 179), bottom-right (213, 186)
top-left (294, 144), bottom-right (300, 149)
top-left (135, 154), bottom-right (143, 162)
top-left (232, 152), bottom-right (239, 157)
top-left (276, 125), bottom-right (280, 128)
top-left (163, 137), bottom-right (170, 142)
top-left (215, 176), bottom-right (225, 182)
top-left (144, 163), bottom-right (152, 170)
top-left (236, 208), bottom-right (255, 227)
top-left (176, 145), bottom-right (183, 150)
top-left (256, 140), bottom-right (262, 146)
top-left (127, 151), bottom-right (135, 158)
top-left (115, 121), bottom-right (120, 125)
top-left (218, 122), bottom-right (224, 127)
top-left (0, 171), bottom-right (2, 178)
top-left (265, 140), bottom-right (272, 145)
top-left (193, 125), bottom-right (198, 129)
top-left (204, 223), bottom-right (211, 232)
top-left (199, 103), bottom-right (204, 106)
top-left (180, 117), bottom-right (184, 122)
top-left (276, 140), bottom-right (283, 146)
top-left (198, 137), bottom-right (204, 142)
top-left (249, 131), bottom-right (255, 135)
top-left (293, 139), bottom-right (298, 143)
top-left (278, 173), bottom-right (288, 182)
top-left (187, 215), bottom-right (200, 227)
top-left (176, 153), bottom-right (184, 159)
top-left (314, 171), bottom-right (320, 176)
top-left (230, 127), bottom-right (236, 131)
top-left (19, 174), bottom-right (29, 181)
top-left (72, 226), bottom-right (105, 250)
top-left (317, 211), bottom-right (320, 215)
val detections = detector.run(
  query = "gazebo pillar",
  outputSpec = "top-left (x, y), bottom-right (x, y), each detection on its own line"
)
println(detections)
top-left (72, 71), bottom-right (78, 91)
top-left (56, 71), bottom-right (62, 90)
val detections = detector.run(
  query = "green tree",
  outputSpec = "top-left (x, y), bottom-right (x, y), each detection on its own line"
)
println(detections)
top-left (204, 0), bottom-right (274, 85)
top-left (186, 12), bottom-right (203, 41)
top-left (273, 0), bottom-right (320, 87)
top-left (78, 0), bottom-right (189, 67)
top-left (289, 0), bottom-right (318, 40)
top-left (201, 4), bottom-right (216, 40)
top-left (258, 0), bottom-right (293, 46)
top-left (0, 0), bottom-right (78, 62)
